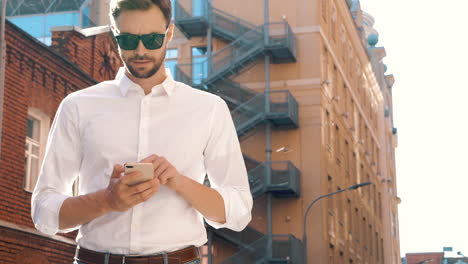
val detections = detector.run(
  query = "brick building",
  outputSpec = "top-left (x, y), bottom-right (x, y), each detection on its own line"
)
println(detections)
top-left (0, 20), bottom-right (119, 263)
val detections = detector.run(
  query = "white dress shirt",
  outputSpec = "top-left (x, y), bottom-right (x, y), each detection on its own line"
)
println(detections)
top-left (31, 68), bottom-right (253, 255)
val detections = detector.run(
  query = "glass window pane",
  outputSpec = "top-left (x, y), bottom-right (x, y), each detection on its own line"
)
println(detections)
top-left (24, 157), bottom-right (28, 178)
top-left (192, 47), bottom-right (207, 56)
top-left (192, 0), bottom-right (206, 16)
top-left (82, 7), bottom-right (91, 27)
top-left (27, 116), bottom-right (40, 140)
top-left (31, 157), bottom-right (39, 184)
top-left (166, 49), bottom-right (178, 59)
top-left (192, 58), bottom-right (207, 85)
top-left (165, 60), bottom-right (177, 76)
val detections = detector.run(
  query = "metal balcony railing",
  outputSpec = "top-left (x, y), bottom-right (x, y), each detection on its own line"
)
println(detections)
top-left (268, 90), bottom-right (299, 128)
top-left (175, 24), bottom-right (264, 86)
top-left (270, 235), bottom-right (304, 263)
top-left (175, 24), bottom-right (296, 87)
top-left (265, 22), bottom-right (297, 63)
top-left (221, 236), bottom-right (268, 264)
top-left (220, 235), bottom-right (303, 264)
top-left (210, 226), bottom-right (265, 249)
top-left (231, 93), bottom-right (266, 137)
top-left (211, 7), bottom-right (257, 41)
top-left (209, 78), bottom-right (257, 107)
top-left (229, 90), bottom-right (299, 137)
top-left (248, 161), bottom-right (301, 199)
top-left (175, 0), bottom-right (256, 42)
top-left (269, 161), bottom-right (301, 198)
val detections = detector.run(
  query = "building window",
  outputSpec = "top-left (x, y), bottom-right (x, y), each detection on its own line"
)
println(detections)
top-left (192, 0), bottom-right (207, 16)
top-left (24, 108), bottom-right (50, 192)
top-left (165, 48), bottom-right (178, 77)
top-left (192, 46), bottom-right (209, 85)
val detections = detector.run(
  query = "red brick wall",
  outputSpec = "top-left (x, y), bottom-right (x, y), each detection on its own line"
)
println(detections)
top-left (0, 226), bottom-right (75, 264)
top-left (51, 28), bottom-right (122, 83)
top-left (406, 252), bottom-right (444, 264)
top-left (0, 21), bottom-right (117, 262)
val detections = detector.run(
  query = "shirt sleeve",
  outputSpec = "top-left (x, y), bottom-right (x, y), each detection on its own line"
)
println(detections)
top-left (203, 97), bottom-right (253, 232)
top-left (31, 95), bottom-right (82, 235)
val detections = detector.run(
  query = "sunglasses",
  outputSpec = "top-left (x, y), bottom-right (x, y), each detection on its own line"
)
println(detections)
top-left (113, 31), bottom-right (167, 50)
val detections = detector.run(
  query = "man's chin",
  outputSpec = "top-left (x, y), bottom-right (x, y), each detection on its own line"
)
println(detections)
top-left (127, 66), bottom-right (159, 79)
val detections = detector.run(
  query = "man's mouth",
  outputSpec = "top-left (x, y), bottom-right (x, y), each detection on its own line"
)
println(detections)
top-left (131, 60), bottom-right (151, 65)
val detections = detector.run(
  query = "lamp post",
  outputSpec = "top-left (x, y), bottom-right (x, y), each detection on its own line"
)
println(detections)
top-left (302, 182), bottom-right (372, 264)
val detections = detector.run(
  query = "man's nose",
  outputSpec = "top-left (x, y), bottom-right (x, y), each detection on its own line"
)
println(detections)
top-left (134, 39), bottom-right (147, 55)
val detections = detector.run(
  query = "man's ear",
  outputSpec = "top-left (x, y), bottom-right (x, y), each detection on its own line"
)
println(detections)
top-left (166, 23), bottom-right (175, 47)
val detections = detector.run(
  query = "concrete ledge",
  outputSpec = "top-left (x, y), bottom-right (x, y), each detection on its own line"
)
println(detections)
top-left (50, 25), bottom-right (110, 37)
top-left (0, 219), bottom-right (76, 245)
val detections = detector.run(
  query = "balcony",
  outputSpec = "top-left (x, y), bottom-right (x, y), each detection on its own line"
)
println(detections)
top-left (265, 22), bottom-right (297, 64)
top-left (220, 235), bottom-right (303, 264)
top-left (248, 161), bottom-right (301, 199)
top-left (175, 0), bottom-right (256, 42)
top-left (175, 23), bottom-right (296, 87)
top-left (210, 226), bottom-right (265, 249)
top-left (174, 0), bottom-right (210, 38)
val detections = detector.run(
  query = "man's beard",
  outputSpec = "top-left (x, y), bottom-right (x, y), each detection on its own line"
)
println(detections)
top-left (123, 50), bottom-right (166, 79)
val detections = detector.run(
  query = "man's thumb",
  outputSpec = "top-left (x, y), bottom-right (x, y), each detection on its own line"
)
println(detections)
top-left (111, 164), bottom-right (124, 179)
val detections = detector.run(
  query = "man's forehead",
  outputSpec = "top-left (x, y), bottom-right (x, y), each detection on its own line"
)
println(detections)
top-left (113, 6), bottom-right (167, 33)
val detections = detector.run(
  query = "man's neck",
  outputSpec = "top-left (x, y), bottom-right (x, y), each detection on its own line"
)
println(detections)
top-left (126, 67), bottom-right (167, 95)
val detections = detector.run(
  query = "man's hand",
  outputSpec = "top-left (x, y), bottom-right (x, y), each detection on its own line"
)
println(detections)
top-left (141, 155), bottom-right (183, 191)
top-left (104, 164), bottom-right (161, 212)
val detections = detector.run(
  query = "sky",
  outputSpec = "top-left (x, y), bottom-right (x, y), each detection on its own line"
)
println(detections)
top-left (359, 0), bottom-right (468, 257)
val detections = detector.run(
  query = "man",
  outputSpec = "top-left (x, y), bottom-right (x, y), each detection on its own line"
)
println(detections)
top-left (31, 0), bottom-right (253, 263)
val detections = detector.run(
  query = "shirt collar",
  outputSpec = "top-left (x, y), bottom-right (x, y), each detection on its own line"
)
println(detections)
top-left (115, 67), bottom-right (175, 97)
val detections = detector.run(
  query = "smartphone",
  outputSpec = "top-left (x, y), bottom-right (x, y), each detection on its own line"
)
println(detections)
top-left (124, 162), bottom-right (154, 186)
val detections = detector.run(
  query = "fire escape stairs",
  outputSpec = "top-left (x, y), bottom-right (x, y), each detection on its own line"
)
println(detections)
top-left (175, 1), bottom-right (303, 262)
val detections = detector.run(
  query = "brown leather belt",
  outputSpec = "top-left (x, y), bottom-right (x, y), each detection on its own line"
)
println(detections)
top-left (74, 245), bottom-right (200, 264)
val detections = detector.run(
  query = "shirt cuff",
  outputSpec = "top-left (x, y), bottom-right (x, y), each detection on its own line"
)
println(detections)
top-left (205, 187), bottom-right (252, 232)
top-left (32, 192), bottom-right (75, 235)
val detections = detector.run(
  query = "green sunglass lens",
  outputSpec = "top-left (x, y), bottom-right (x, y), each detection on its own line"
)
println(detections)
top-left (142, 34), bottom-right (164, 50)
top-left (115, 33), bottom-right (165, 50)
top-left (117, 35), bottom-right (139, 50)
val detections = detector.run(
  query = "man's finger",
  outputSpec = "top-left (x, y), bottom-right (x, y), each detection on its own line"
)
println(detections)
top-left (154, 162), bottom-right (168, 178)
top-left (110, 164), bottom-right (124, 179)
top-left (120, 171), bottom-right (144, 185)
top-left (139, 154), bottom-right (159, 163)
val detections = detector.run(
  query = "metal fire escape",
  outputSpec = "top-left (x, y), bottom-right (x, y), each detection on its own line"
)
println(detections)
top-left (175, 1), bottom-right (302, 263)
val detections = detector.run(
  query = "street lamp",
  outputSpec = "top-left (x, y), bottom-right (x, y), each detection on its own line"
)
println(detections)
top-left (302, 182), bottom-right (373, 264)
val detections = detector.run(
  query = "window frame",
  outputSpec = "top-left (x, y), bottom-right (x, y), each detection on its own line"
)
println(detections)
top-left (24, 108), bottom-right (51, 192)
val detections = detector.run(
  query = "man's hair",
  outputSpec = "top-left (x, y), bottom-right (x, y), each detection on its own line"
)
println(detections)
top-left (110, 0), bottom-right (172, 28)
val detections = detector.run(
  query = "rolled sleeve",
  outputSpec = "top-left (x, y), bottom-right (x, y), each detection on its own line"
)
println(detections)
top-left (31, 95), bottom-right (82, 235)
top-left (203, 97), bottom-right (253, 231)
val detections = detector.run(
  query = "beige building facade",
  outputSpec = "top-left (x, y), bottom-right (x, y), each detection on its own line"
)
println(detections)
top-left (4, 0), bottom-right (400, 263)
top-left (170, 0), bottom-right (400, 263)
